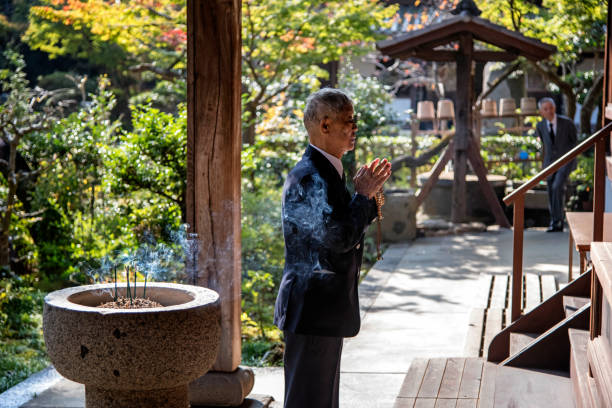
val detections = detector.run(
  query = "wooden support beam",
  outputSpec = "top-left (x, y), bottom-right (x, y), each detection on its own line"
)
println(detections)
top-left (405, 49), bottom-right (517, 62)
top-left (186, 0), bottom-right (242, 372)
top-left (511, 195), bottom-right (525, 322)
top-left (594, 135), bottom-right (607, 242)
top-left (466, 139), bottom-right (511, 228)
top-left (452, 33), bottom-right (473, 223)
top-left (416, 142), bottom-right (454, 207)
top-left (473, 50), bottom-right (518, 62)
top-left (408, 49), bottom-right (456, 61)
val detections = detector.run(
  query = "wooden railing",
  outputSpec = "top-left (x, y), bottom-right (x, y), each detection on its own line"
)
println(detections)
top-left (503, 121), bottom-right (612, 321)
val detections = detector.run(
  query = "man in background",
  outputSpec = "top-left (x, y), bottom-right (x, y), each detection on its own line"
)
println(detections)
top-left (274, 88), bottom-right (391, 408)
top-left (536, 97), bottom-right (577, 232)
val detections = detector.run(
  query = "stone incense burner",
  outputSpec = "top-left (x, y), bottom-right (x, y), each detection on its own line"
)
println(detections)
top-left (43, 282), bottom-right (221, 408)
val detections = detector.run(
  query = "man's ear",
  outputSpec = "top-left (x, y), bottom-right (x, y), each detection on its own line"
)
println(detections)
top-left (320, 117), bottom-right (331, 133)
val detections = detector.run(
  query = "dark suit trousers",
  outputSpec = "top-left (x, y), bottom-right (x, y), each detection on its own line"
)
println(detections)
top-left (546, 164), bottom-right (572, 226)
top-left (283, 331), bottom-right (343, 408)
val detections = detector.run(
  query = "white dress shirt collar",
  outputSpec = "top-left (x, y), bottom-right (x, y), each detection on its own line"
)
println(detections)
top-left (310, 144), bottom-right (344, 178)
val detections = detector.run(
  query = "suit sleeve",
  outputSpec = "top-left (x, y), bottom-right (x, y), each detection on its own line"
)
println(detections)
top-left (283, 173), bottom-right (376, 254)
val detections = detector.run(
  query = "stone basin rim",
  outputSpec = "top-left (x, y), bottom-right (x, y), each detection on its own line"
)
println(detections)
top-left (44, 282), bottom-right (219, 314)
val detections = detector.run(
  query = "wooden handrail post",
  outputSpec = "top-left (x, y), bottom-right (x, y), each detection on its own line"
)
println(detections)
top-left (511, 195), bottom-right (525, 322)
top-left (593, 133), bottom-right (608, 242)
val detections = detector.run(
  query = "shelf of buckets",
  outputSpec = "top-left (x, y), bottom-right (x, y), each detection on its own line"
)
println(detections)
top-left (412, 96), bottom-right (540, 136)
top-left (412, 97), bottom-right (542, 167)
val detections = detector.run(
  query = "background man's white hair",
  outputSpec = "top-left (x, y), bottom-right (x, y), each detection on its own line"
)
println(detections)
top-left (538, 97), bottom-right (556, 109)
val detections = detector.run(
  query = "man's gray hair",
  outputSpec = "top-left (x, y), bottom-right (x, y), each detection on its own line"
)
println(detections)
top-left (303, 88), bottom-right (353, 131)
top-left (538, 97), bottom-right (556, 109)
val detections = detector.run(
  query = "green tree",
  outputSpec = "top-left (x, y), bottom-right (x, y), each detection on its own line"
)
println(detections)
top-left (0, 50), bottom-right (61, 270)
top-left (478, 0), bottom-right (607, 131)
top-left (24, 0), bottom-right (186, 81)
top-left (241, 0), bottom-right (397, 144)
top-left (105, 103), bottom-right (186, 230)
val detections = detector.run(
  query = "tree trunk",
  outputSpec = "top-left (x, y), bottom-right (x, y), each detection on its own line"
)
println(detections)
top-left (580, 73), bottom-right (604, 136)
top-left (242, 102), bottom-right (257, 145)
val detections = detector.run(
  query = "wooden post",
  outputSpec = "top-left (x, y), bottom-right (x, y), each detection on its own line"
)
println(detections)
top-left (593, 135), bottom-right (606, 243)
top-left (511, 195), bottom-right (525, 322)
top-left (186, 2), bottom-right (254, 404)
top-left (452, 34), bottom-right (473, 223)
top-left (411, 117), bottom-right (418, 188)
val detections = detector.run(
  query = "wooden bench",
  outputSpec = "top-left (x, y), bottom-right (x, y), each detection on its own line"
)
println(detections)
top-left (566, 212), bottom-right (612, 281)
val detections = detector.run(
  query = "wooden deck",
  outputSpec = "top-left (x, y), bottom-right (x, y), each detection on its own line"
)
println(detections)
top-left (463, 273), bottom-right (559, 358)
top-left (394, 358), bottom-right (574, 408)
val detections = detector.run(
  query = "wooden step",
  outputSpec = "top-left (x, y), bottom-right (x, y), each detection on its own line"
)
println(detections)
top-left (564, 296), bottom-right (590, 318)
top-left (479, 362), bottom-right (574, 407)
top-left (394, 358), bottom-right (482, 407)
top-left (501, 303), bottom-right (590, 370)
top-left (509, 332), bottom-right (539, 356)
top-left (568, 328), bottom-right (598, 408)
top-left (487, 269), bottom-right (591, 364)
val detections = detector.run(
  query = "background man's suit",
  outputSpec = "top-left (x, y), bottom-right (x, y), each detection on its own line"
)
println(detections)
top-left (536, 114), bottom-right (577, 229)
top-left (274, 145), bottom-right (377, 408)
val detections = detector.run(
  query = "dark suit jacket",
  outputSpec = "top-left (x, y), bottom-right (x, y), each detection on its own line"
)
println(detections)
top-left (536, 115), bottom-right (577, 170)
top-left (274, 145), bottom-right (377, 337)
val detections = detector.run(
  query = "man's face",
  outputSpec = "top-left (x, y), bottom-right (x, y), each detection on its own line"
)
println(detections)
top-left (325, 106), bottom-right (357, 157)
top-left (539, 101), bottom-right (556, 122)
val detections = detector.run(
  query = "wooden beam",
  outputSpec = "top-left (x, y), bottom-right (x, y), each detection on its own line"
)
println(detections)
top-left (451, 33), bottom-right (473, 223)
top-left (473, 51), bottom-right (517, 62)
top-left (186, 0), bottom-right (242, 372)
top-left (403, 49), bottom-right (517, 63)
top-left (416, 142), bottom-right (454, 207)
top-left (511, 195), bottom-right (525, 322)
top-left (594, 135), bottom-right (606, 242)
top-left (407, 49), bottom-right (456, 61)
top-left (466, 139), bottom-right (511, 228)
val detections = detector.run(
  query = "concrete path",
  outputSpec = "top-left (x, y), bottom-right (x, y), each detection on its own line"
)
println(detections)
top-left (0, 227), bottom-right (578, 408)
top-left (250, 227), bottom-right (578, 407)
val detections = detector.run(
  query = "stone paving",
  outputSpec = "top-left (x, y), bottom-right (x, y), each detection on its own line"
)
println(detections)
top-left (0, 227), bottom-right (578, 408)
top-left (253, 227), bottom-right (578, 407)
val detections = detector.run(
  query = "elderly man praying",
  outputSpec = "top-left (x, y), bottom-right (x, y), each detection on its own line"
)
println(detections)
top-left (274, 88), bottom-right (391, 408)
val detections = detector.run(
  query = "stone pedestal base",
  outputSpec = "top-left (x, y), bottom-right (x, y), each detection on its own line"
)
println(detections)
top-left (189, 367), bottom-right (255, 407)
top-left (86, 384), bottom-right (188, 408)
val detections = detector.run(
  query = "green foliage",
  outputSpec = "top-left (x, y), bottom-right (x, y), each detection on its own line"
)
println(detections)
top-left (24, 0), bottom-right (186, 73)
top-left (479, 0), bottom-right (607, 65)
top-left (339, 63), bottom-right (396, 140)
top-left (106, 103), bottom-right (186, 220)
top-left (0, 275), bottom-right (42, 337)
top-left (0, 274), bottom-right (47, 393)
top-left (480, 134), bottom-right (542, 181)
top-left (241, 338), bottom-right (284, 367)
top-left (241, 270), bottom-right (276, 340)
top-left (337, 63), bottom-right (397, 176)
top-left (242, 0), bottom-right (397, 141)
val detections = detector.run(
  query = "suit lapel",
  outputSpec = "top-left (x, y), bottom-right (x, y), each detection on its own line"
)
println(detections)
top-left (304, 145), bottom-right (350, 203)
